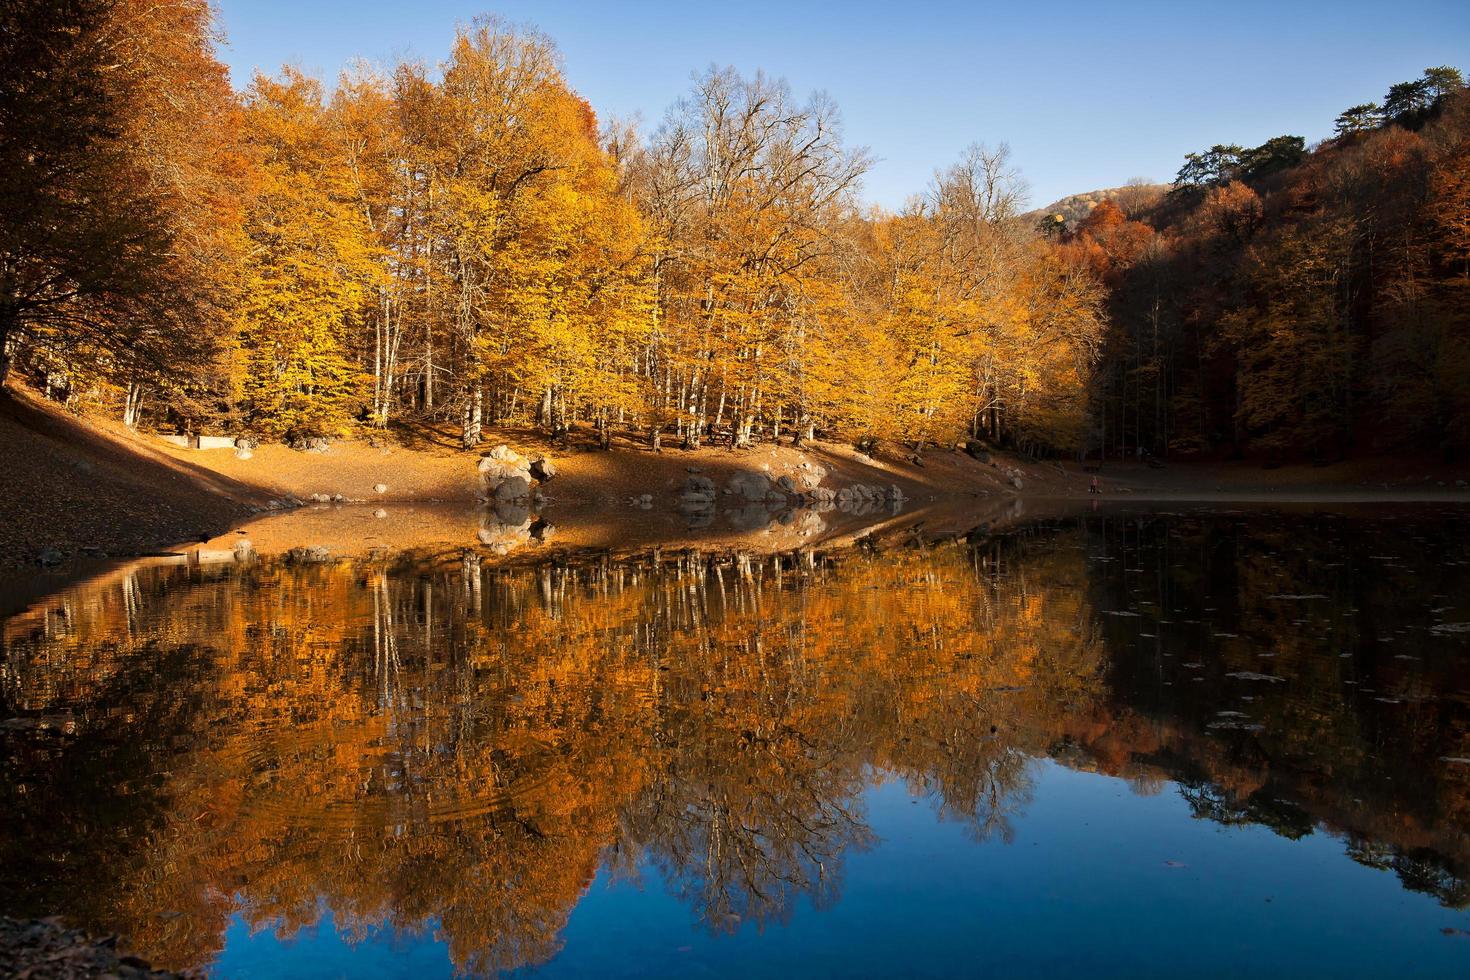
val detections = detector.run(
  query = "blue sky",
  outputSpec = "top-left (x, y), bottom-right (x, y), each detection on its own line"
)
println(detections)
top-left (215, 0), bottom-right (1470, 209)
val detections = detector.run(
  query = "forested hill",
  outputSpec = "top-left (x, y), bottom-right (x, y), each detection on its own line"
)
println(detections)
top-left (0, 2), bottom-right (1464, 465)
top-left (1057, 67), bottom-right (1470, 462)
top-left (1032, 183), bottom-right (1168, 233)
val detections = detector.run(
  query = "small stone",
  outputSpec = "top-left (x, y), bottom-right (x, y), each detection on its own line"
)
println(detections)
top-left (373, 483), bottom-right (387, 494)
top-left (37, 547), bottom-right (64, 566)
top-left (373, 508), bottom-right (387, 519)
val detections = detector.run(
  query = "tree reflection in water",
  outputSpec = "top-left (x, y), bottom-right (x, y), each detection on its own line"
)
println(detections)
top-left (1, 509), bottom-right (1468, 972)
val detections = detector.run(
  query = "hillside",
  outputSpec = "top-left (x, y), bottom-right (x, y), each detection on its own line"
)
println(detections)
top-left (0, 387), bottom-right (260, 572)
top-left (1032, 182), bottom-right (1169, 230)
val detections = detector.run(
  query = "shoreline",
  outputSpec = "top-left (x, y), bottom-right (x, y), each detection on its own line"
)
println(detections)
top-left (5, 385), bottom-right (1470, 596)
top-left (7, 492), bottom-right (1470, 623)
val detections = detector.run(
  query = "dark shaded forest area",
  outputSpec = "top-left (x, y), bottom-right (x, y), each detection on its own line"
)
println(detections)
top-left (1059, 68), bottom-right (1470, 462)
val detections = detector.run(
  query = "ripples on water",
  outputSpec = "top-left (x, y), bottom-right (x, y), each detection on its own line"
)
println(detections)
top-left (2, 506), bottom-right (1470, 977)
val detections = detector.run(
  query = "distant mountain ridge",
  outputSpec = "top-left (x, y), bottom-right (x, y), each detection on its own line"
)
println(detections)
top-left (1031, 183), bottom-right (1169, 229)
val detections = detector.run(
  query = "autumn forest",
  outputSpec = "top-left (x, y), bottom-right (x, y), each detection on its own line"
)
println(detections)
top-left (2, 0), bottom-right (1469, 463)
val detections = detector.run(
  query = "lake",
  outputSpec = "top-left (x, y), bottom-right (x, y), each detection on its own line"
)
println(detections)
top-left (3, 504), bottom-right (1470, 977)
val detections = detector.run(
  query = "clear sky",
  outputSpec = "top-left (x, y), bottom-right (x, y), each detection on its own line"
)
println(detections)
top-left (214, 0), bottom-right (1470, 209)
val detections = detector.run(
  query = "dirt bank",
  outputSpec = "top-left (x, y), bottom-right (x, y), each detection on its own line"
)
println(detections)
top-left (0, 388), bottom-right (259, 573)
top-left (0, 384), bottom-right (1085, 572)
top-left (4, 383), bottom-right (1468, 579)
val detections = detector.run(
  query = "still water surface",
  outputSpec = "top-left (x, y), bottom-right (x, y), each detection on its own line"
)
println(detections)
top-left (3, 506), bottom-right (1470, 977)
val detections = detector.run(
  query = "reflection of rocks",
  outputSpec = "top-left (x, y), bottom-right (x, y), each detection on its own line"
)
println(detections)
top-left (478, 517), bottom-right (532, 556)
top-left (725, 504), bottom-right (827, 536)
top-left (674, 470), bottom-right (904, 531)
top-left (785, 508), bottom-right (827, 538)
top-left (833, 483), bottom-right (904, 516)
top-left (678, 475), bottom-right (717, 514)
top-left (727, 502), bottom-right (781, 531)
top-left (477, 498), bottom-right (554, 556)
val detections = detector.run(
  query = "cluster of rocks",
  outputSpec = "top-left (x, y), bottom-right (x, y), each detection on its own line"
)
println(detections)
top-left (0, 916), bottom-right (184, 979)
top-left (474, 446), bottom-right (558, 555)
top-left (288, 435), bottom-right (331, 454)
top-left (833, 482), bottom-right (907, 515)
top-left (675, 462), bottom-right (907, 529)
top-left (477, 445), bottom-right (556, 508)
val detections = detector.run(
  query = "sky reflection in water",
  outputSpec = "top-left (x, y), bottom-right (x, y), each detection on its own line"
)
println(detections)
top-left (3, 506), bottom-right (1470, 977)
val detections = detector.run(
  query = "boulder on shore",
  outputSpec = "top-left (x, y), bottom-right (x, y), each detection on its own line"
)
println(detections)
top-left (478, 445), bottom-right (533, 494)
top-left (289, 435), bottom-right (331, 454)
top-left (728, 472), bottom-right (772, 501)
top-left (494, 474), bottom-right (532, 502)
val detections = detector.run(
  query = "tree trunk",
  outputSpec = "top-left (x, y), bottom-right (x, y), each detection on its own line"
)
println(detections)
top-left (123, 381), bottom-right (146, 429)
top-left (461, 388), bottom-right (482, 449)
top-left (0, 311), bottom-right (15, 388)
